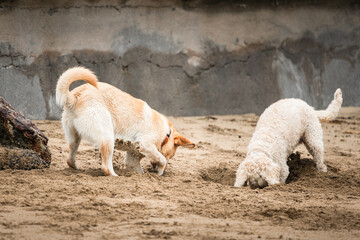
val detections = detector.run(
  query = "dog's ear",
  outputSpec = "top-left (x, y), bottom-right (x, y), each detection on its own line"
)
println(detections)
top-left (174, 135), bottom-right (195, 148)
top-left (263, 162), bottom-right (281, 186)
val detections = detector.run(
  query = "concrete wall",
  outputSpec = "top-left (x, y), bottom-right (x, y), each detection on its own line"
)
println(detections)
top-left (0, 0), bottom-right (359, 119)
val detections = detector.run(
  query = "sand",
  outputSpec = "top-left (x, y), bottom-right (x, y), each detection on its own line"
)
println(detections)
top-left (0, 107), bottom-right (359, 240)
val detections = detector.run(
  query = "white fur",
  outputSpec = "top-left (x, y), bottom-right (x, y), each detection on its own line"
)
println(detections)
top-left (234, 89), bottom-right (343, 188)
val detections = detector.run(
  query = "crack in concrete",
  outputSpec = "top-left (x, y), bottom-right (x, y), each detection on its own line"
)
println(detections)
top-left (144, 47), bottom-right (278, 81)
top-left (145, 59), bottom-right (195, 80)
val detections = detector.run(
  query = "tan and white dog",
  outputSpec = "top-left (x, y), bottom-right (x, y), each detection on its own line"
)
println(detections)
top-left (56, 66), bottom-right (195, 176)
top-left (234, 89), bottom-right (343, 188)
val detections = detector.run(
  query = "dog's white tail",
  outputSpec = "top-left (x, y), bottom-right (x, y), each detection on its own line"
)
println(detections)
top-left (316, 88), bottom-right (343, 121)
top-left (56, 66), bottom-right (98, 108)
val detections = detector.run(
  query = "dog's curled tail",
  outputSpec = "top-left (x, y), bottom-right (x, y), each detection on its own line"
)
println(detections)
top-left (316, 88), bottom-right (343, 121)
top-left (56, 66), bottom-right (98, 108)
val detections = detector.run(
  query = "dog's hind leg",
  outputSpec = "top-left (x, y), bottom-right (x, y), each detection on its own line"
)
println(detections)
top-left (100, 140), bottom-right (118, 176)
top-left (68, 133), bottom-right (81, 170)
top-left (303, 119), bottom-right (327, 172)
top-left (63, 125), bottom-right (81, 170)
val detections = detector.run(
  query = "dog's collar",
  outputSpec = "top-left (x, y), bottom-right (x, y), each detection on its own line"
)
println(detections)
top-left (161, 129), bottom-right (172, 149)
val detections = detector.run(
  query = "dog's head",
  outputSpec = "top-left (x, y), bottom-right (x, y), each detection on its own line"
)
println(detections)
top-left (234, 154), bottom-right (281, 189)
top-left (160, 122), bottom-right (195, 161)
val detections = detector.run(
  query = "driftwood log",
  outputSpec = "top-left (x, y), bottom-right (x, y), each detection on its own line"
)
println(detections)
top-left (0, 96), bottom-right (51, 170)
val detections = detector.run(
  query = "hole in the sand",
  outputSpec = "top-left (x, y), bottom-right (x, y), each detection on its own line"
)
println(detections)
top-left (199, 152), bottom-right (341, 186)
top-left (286, 152), bottom-right (317, 183)
top-left (286, 152), bottom-right (340, 184)
top-left (199, 162), bottom-right (237, 186)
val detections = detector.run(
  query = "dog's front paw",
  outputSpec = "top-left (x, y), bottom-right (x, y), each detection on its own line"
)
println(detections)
top-left (157, 169), bottom-right (165, 176)
top-left (157, 163), bottom-right (166, 176)
top-left (67, 159), bottom-right (79, 170)
top-left (317, 164), bottom-right (328, 172)
top-left (150, 161), bottom-right (166, 176)
top-left (234, 181), bottom-right (243, 188)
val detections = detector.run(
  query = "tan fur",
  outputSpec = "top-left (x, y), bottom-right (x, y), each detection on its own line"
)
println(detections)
top-left (66, 144), bottom-right (77, 169)
top-left (56, 66), bottom-right (98, 108)
top-left (100, 141), bottom-right (111, 176)
top-left (56, 66), bottom-right (195, 176)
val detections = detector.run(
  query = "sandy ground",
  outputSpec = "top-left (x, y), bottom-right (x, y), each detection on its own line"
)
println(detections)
top-left (0, 107), bottom-right (359, 240)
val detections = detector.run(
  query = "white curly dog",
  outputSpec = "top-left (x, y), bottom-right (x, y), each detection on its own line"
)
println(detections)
top-left (234, 89), bottom-right (343, 188)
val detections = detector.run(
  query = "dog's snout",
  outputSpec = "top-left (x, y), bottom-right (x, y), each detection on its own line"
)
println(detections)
top-left (248, 177), bottom-right (268, 189)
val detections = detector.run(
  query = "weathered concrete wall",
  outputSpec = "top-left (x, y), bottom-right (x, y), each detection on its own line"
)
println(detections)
top-left (0, 0), bottom-right (359, 119)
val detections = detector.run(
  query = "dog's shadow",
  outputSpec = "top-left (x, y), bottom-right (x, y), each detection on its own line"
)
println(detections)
top-left (60, 167), bottom-right (132, 177)
top-left (60, 164), bottom-right (170, 178)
